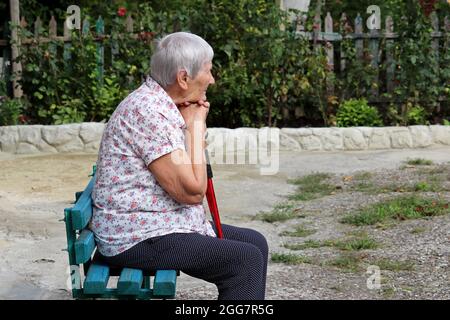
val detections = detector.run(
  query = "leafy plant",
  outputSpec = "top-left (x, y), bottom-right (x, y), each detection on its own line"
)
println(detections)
top-left (384, 0), bottom-right (443, 125)
top-left (88, 75), bottom-right (129, 121)
top-left (254, 202), bottom-right (300, 223)
top-left (38, 99), bottom-right (86, 125)
top-left (340, 195), bottom-right (450, 226)
top-left (271, 253), bottom-right (314, 265)
top-left (8, 0), bottom-right (450, 127)
top-left (336, 98), bottom-right (383, 127)
top-left (0, 97), bottom-right (24, 125)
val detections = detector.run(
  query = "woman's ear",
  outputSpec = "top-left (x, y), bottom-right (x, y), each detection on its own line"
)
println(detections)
top-left (176, 70), bottom-right (189, 90)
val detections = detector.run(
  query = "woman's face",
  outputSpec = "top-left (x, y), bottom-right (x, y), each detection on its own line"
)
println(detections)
top-left (185, 61), bottom-right (215, 102)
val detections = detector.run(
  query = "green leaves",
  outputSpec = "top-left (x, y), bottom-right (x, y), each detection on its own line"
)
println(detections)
top-left (336, 98), bottom-right (383, 127)
top-left (14, 0), bottom-right (448, 127)
top-left (0, 97), bottom-right (25, 126)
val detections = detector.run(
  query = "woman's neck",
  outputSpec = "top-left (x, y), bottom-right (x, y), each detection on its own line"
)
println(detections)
top-left (165, 84), bottom-right (186, 105)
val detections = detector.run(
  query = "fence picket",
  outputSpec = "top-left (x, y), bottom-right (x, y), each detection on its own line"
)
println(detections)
top-left (82, 17), bottom-right (90, 36)
top-left (1, 21), bottom-right (11, 92)
top-left (385, 16), bottom-right (396, 94)
top-left (339, 12), bottom-right (348, 73)
top-left (49, 16), bottom-right (57, 37)
top-left (431, 12), bottom-right (440, 61)
top-left (34, 17), bottom-right (42, 38)
top-left (325, 12), bottom-right (334, 96)
top-left (368, 22), bottom-right (380, 99)
top-left (445, 16), bottom-right (449, 71)
top-left (20, 17), bottom-right (28, 29)
top-left (297, 13), bottom-right (307, 32)
top-left (126, 15), bottom-right (134, 33)
top-left (313, 11), bottom-right (321, 49)
top-left (96, 16), bottom-right (105, 85)
top-left (48, 16), bottom-right (57, 57)
top-left (63, 17), bottom-right (72, 71)
top-left (354, 13), bottom-right (363, 59)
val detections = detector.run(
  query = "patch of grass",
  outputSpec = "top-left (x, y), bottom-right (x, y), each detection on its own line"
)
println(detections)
top-left (287, 172), bottom-right (336, 201)
top-left (329, 286), bottom-right (344, 292)
top-left (345, 230), bottom-right (369, 237)
top-left (288, 172), bottom-right (332, 186)
top-left (351, 166), bottom-right (448, 194)
top-left (280, 225), bottom-right (317, 237)
top-left (410, 226), bottom-right (427, 234)
top-left (377, 183), bottom-right (410, 193)
top-left (381, 286), bottom-right (396, 298)
top-left (414, 181), bottom-right (431, 191)
top-left (254, 203), bottom-right (300, 223)
top-left (427, 174), bottom-right (445, 184)
top-left (334, 238), bottom-right (379, 251)
top-left (284, 240), bottom-right (322, 250)
top-left (405, 158), bottom-right (433, 166)
top-left (416, 167), bottom-right (448, 176)
top-left (284, 234), bottom-right (379, 251)
top-left (362, 181), bottom-right (444, 194)
top-left (340, 196), bottom-right (450, 226)
top-left (353, 181), bottom-right (377, 193)
top-left (371, 258), bottom-right (415, 271)
top-left (374, 221), bottom-right (397, 230)
top-left (327, 253), bottom-right (363, 272)
top-left (271, 253), bottom-right (313, 265)
top-left (413, 181), bottom-right (444, 192)
top-left (353, 172), bottom-right (373, 181)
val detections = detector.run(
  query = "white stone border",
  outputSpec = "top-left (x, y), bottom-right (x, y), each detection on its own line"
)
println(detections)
top-left (1, 123), bottom-right (449, 154)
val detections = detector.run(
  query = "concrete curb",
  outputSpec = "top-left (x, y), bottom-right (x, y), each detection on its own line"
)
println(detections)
top-left (1, 123), bottom-right (449, 154)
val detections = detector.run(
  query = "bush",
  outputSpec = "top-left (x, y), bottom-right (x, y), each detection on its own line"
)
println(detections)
top-left (0, 97), bottom-right (25, 126)
top-left (336, 98), bottom-right (383, 127)
top-left (387, 102), bottom-right (430, 126)
top-left (9, 0), bottom-right (450, 127)
top-left (14, 0), bottom-right (331, 127)
top-left (407, 105), bottom-right (428, 125)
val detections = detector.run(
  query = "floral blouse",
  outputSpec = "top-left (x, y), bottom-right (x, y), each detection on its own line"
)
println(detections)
top-left (90, 77), bottom-right (216, 257)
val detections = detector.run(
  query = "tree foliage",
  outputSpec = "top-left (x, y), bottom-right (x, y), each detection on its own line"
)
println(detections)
top-left (1, 0), bottom-right (448, 126)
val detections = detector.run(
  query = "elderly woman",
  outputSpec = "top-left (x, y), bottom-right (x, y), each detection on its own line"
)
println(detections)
top-left (90, 32), bottom-right (268, 300)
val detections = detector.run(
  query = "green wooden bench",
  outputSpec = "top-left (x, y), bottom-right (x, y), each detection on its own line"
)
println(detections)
top-left (63, 166), bottom-right (178, 299)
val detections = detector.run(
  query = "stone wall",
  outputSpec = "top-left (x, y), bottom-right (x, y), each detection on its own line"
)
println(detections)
top-left (1, 123), bottom-right (450, 154)
top-left (0, 123), bottom-right (105, 154)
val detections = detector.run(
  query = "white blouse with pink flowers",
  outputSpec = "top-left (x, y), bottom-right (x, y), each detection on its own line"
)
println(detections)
top-left (90, 77), bottom-right (216, 257)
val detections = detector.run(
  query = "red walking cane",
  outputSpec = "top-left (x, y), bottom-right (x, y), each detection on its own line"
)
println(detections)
top-left (205, 151), bottom-right (224, 239)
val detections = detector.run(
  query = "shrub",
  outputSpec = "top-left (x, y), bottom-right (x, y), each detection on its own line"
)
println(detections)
top-left (336, 98), bottom-right (383, 127)
top-left (9, 0), bottom-right (450, 127)
top-left (0, 97), bottom-right (25, 126)
top-left (407, 105), bottom-right (428, 125)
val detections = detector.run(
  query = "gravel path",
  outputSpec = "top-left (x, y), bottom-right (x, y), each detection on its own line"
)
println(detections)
top-left (177, 162), bottom-right (450, 300)
top-left (0, 148), bottom-right (449, 299)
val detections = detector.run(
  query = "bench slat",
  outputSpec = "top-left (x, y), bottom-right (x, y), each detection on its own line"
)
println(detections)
top-left (71, 176), bottom-right (95, 230)
top-left (153, 270), bottom-right (177, 297)
top-left (74, 230), bottom-right (96, 264)
top-left (84, 264), bottom-right (110, 295)
top-left (117, 268), bottom-right (143, 295)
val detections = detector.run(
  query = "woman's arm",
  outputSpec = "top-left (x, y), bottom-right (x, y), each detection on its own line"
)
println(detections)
top-left (148, 103), bottom-right (208, 205)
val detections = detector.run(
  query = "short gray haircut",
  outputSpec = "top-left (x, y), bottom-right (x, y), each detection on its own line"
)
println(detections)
top-left (150, 32), bottom-right (214, 88)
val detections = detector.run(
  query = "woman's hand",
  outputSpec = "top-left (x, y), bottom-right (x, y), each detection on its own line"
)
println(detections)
top-left (178, 101), bottom-right (210, 130)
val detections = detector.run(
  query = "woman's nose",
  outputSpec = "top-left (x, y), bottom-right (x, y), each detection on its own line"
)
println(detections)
top-left (210, 75), bottom-right (215, 85)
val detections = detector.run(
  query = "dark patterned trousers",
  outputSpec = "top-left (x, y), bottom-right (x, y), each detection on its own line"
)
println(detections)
top-left (101, 223), bottom-right (269, 300)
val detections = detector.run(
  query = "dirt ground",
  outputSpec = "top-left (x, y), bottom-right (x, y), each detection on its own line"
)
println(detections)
top-left (0, 147), bottom-right (449, 299)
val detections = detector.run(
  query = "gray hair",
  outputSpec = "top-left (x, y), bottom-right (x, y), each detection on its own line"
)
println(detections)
top-left (150, 32), bottom-right (214, 88)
